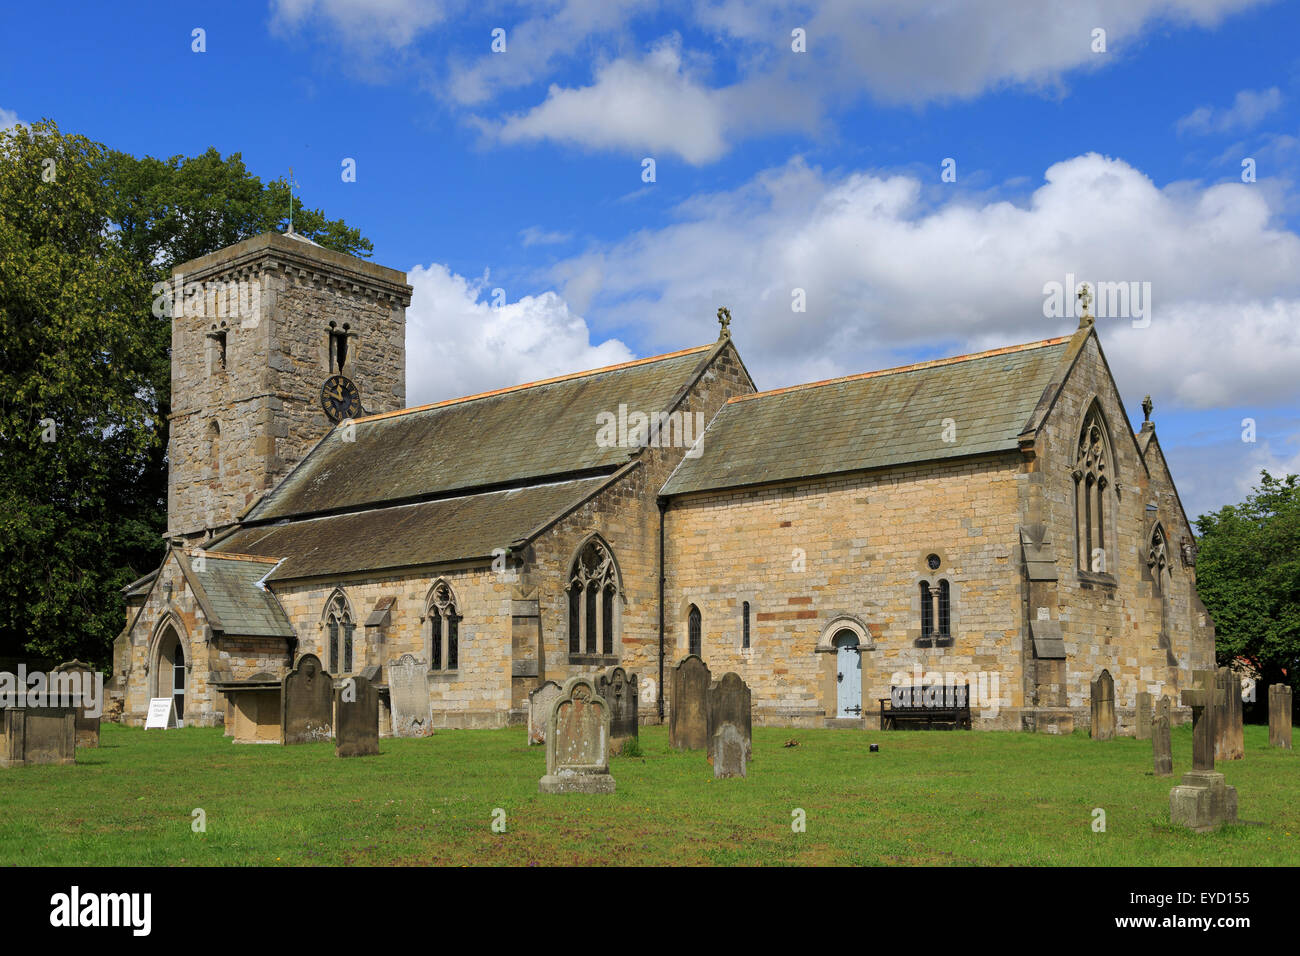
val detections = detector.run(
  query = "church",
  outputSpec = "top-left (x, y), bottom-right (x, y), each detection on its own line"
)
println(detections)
top-left (111, 231), bottom-right (1217, 735)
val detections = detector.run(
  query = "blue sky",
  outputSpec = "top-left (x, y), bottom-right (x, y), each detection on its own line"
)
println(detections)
top-left (4, 0), bottom-right (1300, 519)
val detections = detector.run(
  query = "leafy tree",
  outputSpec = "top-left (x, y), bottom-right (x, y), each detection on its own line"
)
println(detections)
top-left (1195, 470), bottom-right (1300, 693)
top-left (0, 120), bottom-right (372, 667)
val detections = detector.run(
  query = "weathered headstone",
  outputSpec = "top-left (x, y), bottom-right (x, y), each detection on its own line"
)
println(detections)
top-left (335, 674), bottom-right (379, 758)
top-left (52, 660), bottom-right (100, 749)
top-left (538, 676), bottom-right (616, 794)
top-left (1269, 683), bottom-right (1293, 750)
top-left (596, 666), bottom-right (638, 750)
top-left (1152, 697), bottom-right (1173, 777)
top-left (387, 654), bottom-right (432, 738)
top-left (527, 680), bottom-right (561, 745)
top-left (712, 722), bottom-right (747, 779)
top-left (281, 653), bottom-right (333, 745)
top-left (670, 655), bottom-right (711, 751)
top-left (1089, 670), bottom-right (1115, 741)
top-left (706, 672), bottom-right (752, 763)
top-left (1, 706), bottom-right (76, 767)
top-left (1170, 669), bottom-right (1238, 832)
top-left (1213, 666), bottom-right (1244, 761)
top-left (1135, 690), bottom-right (1152, 741)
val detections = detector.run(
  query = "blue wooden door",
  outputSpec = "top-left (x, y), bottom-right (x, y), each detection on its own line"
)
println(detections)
top-left (834, 632), bottom-right (862, 717)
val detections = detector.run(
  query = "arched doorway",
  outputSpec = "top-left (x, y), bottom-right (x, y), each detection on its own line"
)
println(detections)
top-left (833, 629), bottom-right (862, 718)
top-left (154, 625), bottom-right (188, 727)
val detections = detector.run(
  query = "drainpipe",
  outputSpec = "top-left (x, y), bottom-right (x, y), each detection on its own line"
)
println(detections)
top-left (657, 495), bottom-right (667, 722)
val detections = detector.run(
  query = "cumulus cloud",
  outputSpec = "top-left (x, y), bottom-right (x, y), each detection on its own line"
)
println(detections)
top-left (1178, 87), bottom-right (1284, 135)
top-left (0, 107), bottom-right (20, 130)
top-left (541, 153), bottom-right (1300, 408)
top-left (272, 0), bottom-right (1270, 160)
top-left (404, 263), bottom-right (634, 405)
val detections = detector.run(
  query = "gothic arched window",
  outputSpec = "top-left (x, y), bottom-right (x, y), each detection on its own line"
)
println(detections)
top-left (688, 605), bottom-right (702, 657)
top-left (426, 580), bottom-right (460, 671)
top-left (568, 538), bottom-right (621, 658)
top-left (324, 591), bottom-right (354, 674)
top-left (1148, 524), bottom-right (1169, 596)
top-left (1074, 403), bottom-right (1116, 575)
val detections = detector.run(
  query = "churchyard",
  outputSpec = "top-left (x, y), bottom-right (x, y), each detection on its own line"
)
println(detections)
top-left (3, 721), bottom-right (1297, 867)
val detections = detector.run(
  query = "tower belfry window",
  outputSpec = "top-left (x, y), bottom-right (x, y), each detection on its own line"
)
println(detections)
top-left (207, 322), bottom-right (228, 374)
top-left (328, 321), bottom-right (351, 374)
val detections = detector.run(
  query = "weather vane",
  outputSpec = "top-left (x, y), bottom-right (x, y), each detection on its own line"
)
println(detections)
top-left (287, 166), bottom-right (299, 235)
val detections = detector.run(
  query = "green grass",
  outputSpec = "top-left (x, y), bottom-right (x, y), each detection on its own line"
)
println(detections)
top-left (1, 722), bottom-right (1298, 865)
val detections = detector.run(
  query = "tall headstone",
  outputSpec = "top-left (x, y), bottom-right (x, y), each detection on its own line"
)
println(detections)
top-left (596, 666), bottom-right (638, 750)
top-left (1213, 666), bottom-right (1244, 761)
top-left (1269, 683), bottom-right (1293, 749)
top-left (281, 653), bottom-right (333, 745)
top-left (1089, 670), bottom-right (1115, 741)
top-left (670, 655), bottom-right (711, 751)
top-left (335, 674), bottom-right (379, 757)
top-left (706, 672), bottom-right (752, 763)
top-left (52, 660), bottom-right (100, 749)
top-left (538, 677), bottom-right (616, 794)
top-left (527, 680), bottom-right (561, 746)
top-left (1152, 698), bottom-right (1172, 777)
top-left (0, 706), bottom-right (76, 767)
top-left (712, 722), bottom-right (747, 779)
top-left (388, 654), bottom-right (432, 738)
top-left (1170, 670), bottom-right (1238, 832)
top-left (1135, 690), bottom-right (1153, 741)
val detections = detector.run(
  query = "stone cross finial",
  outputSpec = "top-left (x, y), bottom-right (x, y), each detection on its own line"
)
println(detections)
top-left (717, 306), bottom-right (731, 338)
top-left (1142, 395), bottom-right (1153, 423)
top-left (1076, 283), bottom-right (1093, 326)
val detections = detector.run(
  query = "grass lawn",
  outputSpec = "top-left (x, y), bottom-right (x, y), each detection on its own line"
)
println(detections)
top-left (1, 722), bottom-right (1297, 866)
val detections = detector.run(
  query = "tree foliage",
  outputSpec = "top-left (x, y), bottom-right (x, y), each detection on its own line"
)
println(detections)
top-left (1195, 470), bottom-right (1300, 691)
top-left (0, 119), bottom-right (371, 667)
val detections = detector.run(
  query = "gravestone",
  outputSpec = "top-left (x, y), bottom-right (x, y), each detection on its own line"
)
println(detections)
top-left (1213, 666), bottom-right (1244, 761)
top-left (388, 654), bottom-right (432, 738)
top-left (1135, 690), bottom-right (1152, 741)
top-left (52, 660), bottom-right (100, 749)
top-left (538, 676), bottom-right (616, 794)
top-left (1152, 697), bottom-right (1173, 777)
top-left (1170, 669), bottom-right (1238, 832)
top-left (596, 666), bottom-right (638, 750)
top-left (0, 706), bottom-right (76, 767)
top-left (1089, 670), bottom-right (1115, 741)
top-left (528, 680), bottom-right (561, 745)
top-left (670, 655), bottom-right (711, 751)
top-left (712, 723), bottom-right (747, 779)
top-left (706, 672), bottom-right (752, 764)
top-left (281, 653), bottom-right (333, 745)
top-left (335, 674), bottom-right (379, 758)
top-left (1268, 683), bottom-right (1292, 749)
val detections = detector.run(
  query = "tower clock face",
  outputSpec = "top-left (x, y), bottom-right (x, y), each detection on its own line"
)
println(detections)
top-left (321, 375), bottom-right (361, 423)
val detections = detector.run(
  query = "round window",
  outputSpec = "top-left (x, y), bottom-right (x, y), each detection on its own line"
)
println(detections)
top-left (926, 553), bottom-right (941, 570)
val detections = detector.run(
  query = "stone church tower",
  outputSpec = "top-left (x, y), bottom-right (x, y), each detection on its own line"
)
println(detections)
top-left (165, 232), bottom-right (412, 544)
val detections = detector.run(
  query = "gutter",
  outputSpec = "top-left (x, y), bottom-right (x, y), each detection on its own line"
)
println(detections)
top-left (657, 495), bottom-right (667, 722)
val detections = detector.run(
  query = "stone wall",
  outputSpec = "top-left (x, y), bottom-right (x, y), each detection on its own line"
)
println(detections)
top-left (663, 454), bottom-right (1027, 728)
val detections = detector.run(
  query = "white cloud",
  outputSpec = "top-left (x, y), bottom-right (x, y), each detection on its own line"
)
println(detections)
top-left (270, 0), bottom-right (451, 51)
top-left (404, 263), bottom-right (634, 405)
top-left (541, 153), bottom-right (1300, 409)
top-left (519, 225), bottom-right (573, 247)
top-left (1163, 430), bottom-right (1300, 519)
top-left (1178, 87), bottom-right (1284, 135)
top-left (0, 107), bottom-right (20, 130)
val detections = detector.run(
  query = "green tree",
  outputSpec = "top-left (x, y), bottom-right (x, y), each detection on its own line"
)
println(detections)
top-left (0, 120), bottom-right (372, 667)
top-left (1195, 470), bottom-right (1300, 692)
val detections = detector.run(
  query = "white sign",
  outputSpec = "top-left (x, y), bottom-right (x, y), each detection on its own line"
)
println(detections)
top-left (145, 697), bottom-right (178, 729)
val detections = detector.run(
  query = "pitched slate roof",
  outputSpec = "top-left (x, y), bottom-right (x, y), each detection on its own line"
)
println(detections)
top-left (246, 345), bottom-right (715, 522)
top-left (217, 477), bottom-right (610, 581)
top-left (661, 336), bottom-right (1072, 497)
top-left (183, 554), bottom-right (295, 637)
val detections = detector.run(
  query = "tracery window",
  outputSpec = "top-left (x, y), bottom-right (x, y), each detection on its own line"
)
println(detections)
top-left (426, 580), bottom-right (460, 670)
top-left (919, 580), bottom-right (952, 646)
top-left (568, 538), bottom-right (620, 657)
top-left (1074, 403), bottom-right (1116, 575)
top-left (324, 592), bottom-right (354, 674)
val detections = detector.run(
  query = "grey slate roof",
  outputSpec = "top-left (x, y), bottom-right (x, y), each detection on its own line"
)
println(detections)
top-left (661, 336), bottom-right (1072, 496)
top-left (247, 345), bottom-right (714, 522)
top-left (189, 555), bottom-right (295, 637)
top-left (217, 477), bottom-right (609, 580)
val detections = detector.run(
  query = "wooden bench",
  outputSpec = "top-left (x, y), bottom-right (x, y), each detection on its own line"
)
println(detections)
top-left (879, 682), bottom-right (972, 730)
